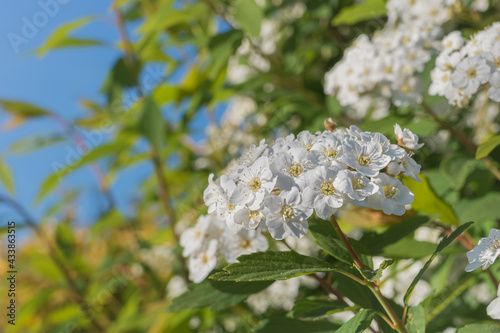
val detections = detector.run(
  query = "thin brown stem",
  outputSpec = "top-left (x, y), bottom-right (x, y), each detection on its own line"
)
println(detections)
top-left (330, 215), bottom-right (365, 269)
top-left (309, 273), bottom-right (345, 302)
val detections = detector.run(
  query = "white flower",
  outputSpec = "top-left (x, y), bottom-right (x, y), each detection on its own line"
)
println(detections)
top-left (180, 215), bottom-right (211, 257)
top-left (223, 229), bottom-right (268, 263)
top-left (441, 31), bottom-right (464, 54)
top-left (234, 156), bottom-right (277, 209)
top-left (263, 187), bottom-right (313, 239)
top-left (368, 174), bottom-right (414, 215)
top-left (394, 123), bottom-right (424, 150)
top-left (272, 148), bottom-right (316, 190)
top-left (310, 131), bottom-right (346, 168)
top-left (487, 285), bottom-right (500, 320)
top-left (210, 175), bottom-right (243, 232)
top-left (488, 71), bottom-right (500, 102)
top-left (399, 153), bottom-right (422, 182)
top-left (234, 207), bottom-right (264, 229)
top-left (302, 166), bottom-right (344, 219)
top-left (465, 228), bottom-right (500, 271)
top-left (188, 240), bottom-right (218, 283)
top-left (333, 169), bottom-right (379, 202)
top-left (342, 137), bottom-right (391, 177)
top-left (450, 56), bottom-right (491, 96)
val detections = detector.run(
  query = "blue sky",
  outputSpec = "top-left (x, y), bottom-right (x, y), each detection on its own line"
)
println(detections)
top-left (0, 1), bottom-right (217, 227)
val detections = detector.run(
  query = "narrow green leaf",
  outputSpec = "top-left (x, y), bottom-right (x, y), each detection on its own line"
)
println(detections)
top-left (292, 299), bottom-right (358, 320)
top-left (381, 238), bottom-right (462, 259)
top-left (403, 222), bottom-right (474, 306)
top-left (476, 134), bottom-right (500, 159)
top-left (336, 309), bottom-right (377, 333)
top-left (308, 218), bottom-right (352, 265)
top-left (167, 279), bottom-right (272, 312)
top-left (210, 251), bottom-right (341, 282)
top-left (138, 97), bottom-right (165, 154)
top-left (458, 324), bottom-right (500, 332)
top-left (36, 16), bottom-right (101, 56)
top-left (0, 158), bottom-right (15, 194)
top-left (55, 224), bottom-right (76, 258)
top-left (233, 0), bottom-right (263, 36)
top-left (0, 100), bottom-right (50, 117)
top-left (405, 306), bottom-right (425, 333)
top-left (36, 141), bottom-right (128, 202)
top-left (404, 174), bottom-right (459, 226)
top-left (332, 0), bottom-right (386, 26)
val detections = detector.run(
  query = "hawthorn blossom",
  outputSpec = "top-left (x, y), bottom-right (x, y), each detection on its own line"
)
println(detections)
top-left (394, 124), bottom-right (424, 150)
top-left (487, 285), bottom-right (500, 320)
top-left (465, 228), bottom-right (500, 272)
top-left (188, 240), bottom-right (218, 283)
top-left (234, 156), bottom-right (277, 209)
top-left (450, 56), bottom-right (490, 96)
top-left (223, 229), bottom-right (268, 263)
top-left (302, 166), bottom-right (344, 219)
top-left (368, 174), bottom-right (414, 215)
top-left (333, 170), bottom-right (379, 201)
top-left (342, 137), bottom-right (391, 177)
top-left (263, 187), bottom-right (313, 239)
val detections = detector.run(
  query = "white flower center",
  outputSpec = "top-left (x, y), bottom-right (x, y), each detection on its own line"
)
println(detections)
top-left (383, 185), bottom-right (398, 199)
top-left (280, 204), bottom-right (295, 220)
top-left (240, 238), bottom-right (252, 249)
top-left (249, 177), bottom-right (262, 191)
top-left (289, 163), bottom-right (304, 177)
top-left (321, 182), bottom-right (336, 196)
top-left (324, 148), bottom-right (338, 159)
top-left (352, 178), bottom-right (365, 190)
top-left (305, 144), bottom-right (312, 152)
top-left (227, 201), bottom-right (235, 211)
top-left (201, 253), bottom-right (209, 265)
top-left (249, 210), bottom-right (259, 220)
top-left (358, 155), bottom-right (371, 166)
top-left (466, 67), bottom-right (477, 79)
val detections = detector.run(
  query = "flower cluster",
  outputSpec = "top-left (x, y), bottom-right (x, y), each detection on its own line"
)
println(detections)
top-left (180, 214), bottom-right (268, 283)
top-left (203, 125), bottom-right (422, 241)
top-left (429, 23), bottom-right (500, 107)
top-left (324, 0), bottom-right (489, 117)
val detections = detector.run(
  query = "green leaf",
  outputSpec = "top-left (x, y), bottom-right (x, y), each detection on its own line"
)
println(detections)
top-left (476, 134), bottom-right (500, 159)
top-left (9, 133), bottom-right (66, 155)
top-left (403, 221), bottom-right (474, 306)
top-left (0, 100), bottom-right (50, 117)
top-left (292, 299), bottom-right (358, 320)
top-left (336, 309), bottom-right (377, 333)
top-left (36, 141), bottom-right (128, 202)
top-left (381, 238), bottom-right (462, 259)
top-left (360, 259), bottom-right (394, 282)
top-left (405, 306), bottom-right (425, 333)
top-left (308, 218), bottom-right (352, 265)
top-left (207, 30), bottom-right (244, 79)
top-left (332, 0), bottom-right (386, 26)
top-left (404, 173), bottom-right (459, 226)
top-left (233, 0), bottom-right (263, 36)
top-left (440, 153), bottom-right (481, 190)
top-left (167, 279), bottom-right (272, 312)
top-left (458, 324), bottom-right (500, 332)
top-left (0, 158), bottom-right (15, 194)
top-left (424, 273), bottom-right (477, 323)
top-left (256, 317), bottom-right (339, 333)
top-left (455, 192), bottom-right (500, 223)
top-left (210, 251), bottom-right (341, 282)
top-left (138, 97), bottom-right (165, 153)
top-left (36, 16), bottom-right (101, 56)
top-left (55, 224), bottom-right (76, 258)
top-left (361, 216), bottom-right (430, 255)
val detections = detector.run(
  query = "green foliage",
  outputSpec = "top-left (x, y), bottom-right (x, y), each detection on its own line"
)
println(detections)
top-left (332, 0), bottom-right (386, 26)
top-left (292, 299), bottom-right (358, 320)
top-left (138, 97), bottom-right (165, 153)
top-left (336, 309), bottom-right (377, 333)
top-left (210, 251), bottom-right (341, 281)
top-left (256, 317), bottom-right (339, 333)
top-left (458, 324), bottom-right (500, 332)
top-left (167, 279), bottom-right (272, 311)
top-left (403, 222), bottom-right (474, 306)
top-left (476, 134), bottom-right (500, 159)
top-left (233, 0), bottom-right (263, 36)
top-left (405, 306), bottom-right (425, 333)
top-left (0, 158), bottom-right (15, 194)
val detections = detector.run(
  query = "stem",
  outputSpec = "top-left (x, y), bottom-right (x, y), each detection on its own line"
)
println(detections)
top-left (330, 214), bottom-right (407, 332)
top-left (330, 215), bottom-right (365, 269)
top-left (309, 273), bottom-right (345, 302)
top-left (421, 101), bottom-right (500, 182)
top-left (369, 284), bottom-right (407, 333)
